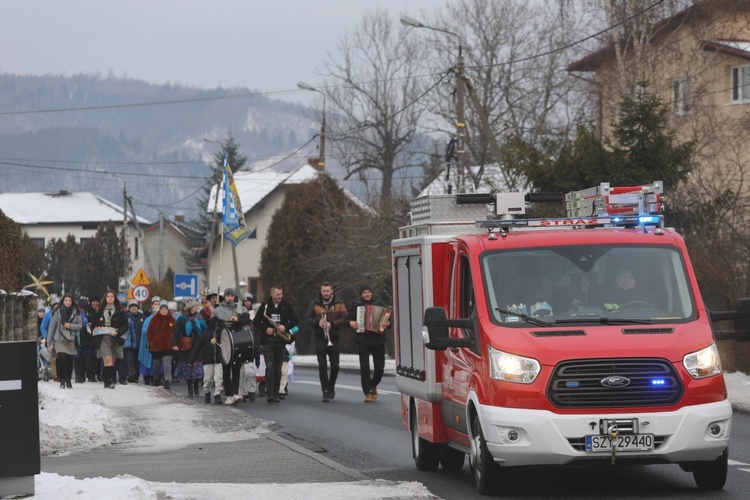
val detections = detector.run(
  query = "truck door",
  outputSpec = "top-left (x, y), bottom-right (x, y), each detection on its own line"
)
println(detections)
top-left (445, 253), bottom-right (476, 410)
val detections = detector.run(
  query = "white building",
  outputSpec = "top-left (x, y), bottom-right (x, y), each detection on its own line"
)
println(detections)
top-left (202, 164), bottom-right (329, 301)
top-left (0, 190), bottom-right (150, 273)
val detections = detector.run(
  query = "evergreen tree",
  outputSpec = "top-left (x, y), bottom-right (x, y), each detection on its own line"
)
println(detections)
top-left (46, 234), bottom-right (81, 296)
top-left (507, 88), bottom-right (693, 201)
top-left (79, 222), bottom-right (130, 295)
top-left (183, 135), bottom-right (247, 272)
top-left (258, 174), bottom-right (393, 354)
top-left (0, 209), bottom-right (24, 291)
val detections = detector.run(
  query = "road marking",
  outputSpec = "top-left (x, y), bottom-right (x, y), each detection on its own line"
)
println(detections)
top-left (729, 459), bottom-right (749, 467)
top-left (0, 380), bottom-right (22, 391)
top-left (293, 380), bottom-right (399, 395)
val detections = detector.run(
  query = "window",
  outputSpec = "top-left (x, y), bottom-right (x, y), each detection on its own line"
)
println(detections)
top-left (481, 245), bottom-right (696, 326)
top-left (29, 238), bottom-right (44, 248)
top-left (248, 277), bottom-right (261, 301)
top-left (672, 78), bottom-right (691, 115)
top-left (732, 65), bottom-right (750, 102)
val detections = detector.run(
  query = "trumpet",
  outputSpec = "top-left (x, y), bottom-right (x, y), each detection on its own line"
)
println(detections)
top-left (264, 313), bottom-right (292, 342)
top-left (322, 314), bottom-right (333, 347)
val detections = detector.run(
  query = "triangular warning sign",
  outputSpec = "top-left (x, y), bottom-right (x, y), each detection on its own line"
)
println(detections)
top-left (131, 268), bottom-right (151, 285)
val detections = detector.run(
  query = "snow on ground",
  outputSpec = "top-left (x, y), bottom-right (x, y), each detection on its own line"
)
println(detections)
top-left (34, 355), bottom-right (434, 499)
top-left (31, 358), bottom-right (750, 499)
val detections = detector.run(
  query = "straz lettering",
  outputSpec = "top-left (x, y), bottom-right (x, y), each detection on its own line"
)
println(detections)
top-left (539, 218), bottom-right (598, 226)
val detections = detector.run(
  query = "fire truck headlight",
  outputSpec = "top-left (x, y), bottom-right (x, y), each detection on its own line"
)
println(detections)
top-left (683, 343), bottom-right (722, 379)
top-left (488, 346), bottom-right (540, 384)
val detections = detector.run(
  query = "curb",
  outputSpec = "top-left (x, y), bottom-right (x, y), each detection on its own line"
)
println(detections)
top-left (264, 432), bottom-right (371, 481)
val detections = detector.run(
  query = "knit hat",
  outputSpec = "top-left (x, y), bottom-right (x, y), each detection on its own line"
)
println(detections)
top-left (159, 300), bottom-right (169, 309)
top-left (223, 288), bottom-right (236, 297)
top-left (243, 293), bottom-right (254, 302)
top-left (128, 300), bottom-right (139, 308)
top-left (359, 284), bottom-right (373, 295)
top-left (37, 306), bottom-right (46, 313)
top-left (151, 296), bottom-right (161, 304)
top-left (76, 298), bottom-right (89, 309)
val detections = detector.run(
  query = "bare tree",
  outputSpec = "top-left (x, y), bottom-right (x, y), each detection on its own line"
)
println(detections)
top-left (418, 0), bottom-right (592, 192)
top-left (322, 9), bottom-right (430, 208)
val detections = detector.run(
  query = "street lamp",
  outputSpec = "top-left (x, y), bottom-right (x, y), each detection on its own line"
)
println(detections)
top-left (297, 81), bottom-right (326, 171)
top-left (400, 15), bottom-right (466, 191)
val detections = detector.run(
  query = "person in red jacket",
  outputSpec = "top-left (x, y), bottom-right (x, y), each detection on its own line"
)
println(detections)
top-left (147, 301), bottom-right (176, 389)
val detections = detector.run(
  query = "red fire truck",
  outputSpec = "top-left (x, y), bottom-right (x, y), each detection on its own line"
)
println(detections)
top-left (392, 183), bottom-right (736, 495)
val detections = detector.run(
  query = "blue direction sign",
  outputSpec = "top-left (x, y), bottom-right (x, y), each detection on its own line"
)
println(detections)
top-left (173, 274), bottom-right (199, 299)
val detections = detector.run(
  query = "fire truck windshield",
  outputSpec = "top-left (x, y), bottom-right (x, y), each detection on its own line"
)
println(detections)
top-left (481, 245), bottom-right (696, 326)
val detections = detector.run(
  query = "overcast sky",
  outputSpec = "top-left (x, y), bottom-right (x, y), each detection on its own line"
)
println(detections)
top-left (1, 0), bottom-right (442, 105)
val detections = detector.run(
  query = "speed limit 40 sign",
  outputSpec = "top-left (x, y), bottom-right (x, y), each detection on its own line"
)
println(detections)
top-left (132, 285), bottom-right (150, 303)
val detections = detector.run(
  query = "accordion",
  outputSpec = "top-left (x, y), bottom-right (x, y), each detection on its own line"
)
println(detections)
top-left (92, 326), bottom-right (117, 336)
top-left (356, 305), bottom-right (392, 334)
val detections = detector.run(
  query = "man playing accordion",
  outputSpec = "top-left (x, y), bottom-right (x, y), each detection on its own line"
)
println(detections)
top-left (347, 284), bottom-right (390, 403)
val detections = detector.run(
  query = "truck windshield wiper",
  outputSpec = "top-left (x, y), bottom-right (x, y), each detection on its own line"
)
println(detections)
top-left (555, 317), bottom-right (653, 325)
top-left (495, 307), bottom-right (552, 327)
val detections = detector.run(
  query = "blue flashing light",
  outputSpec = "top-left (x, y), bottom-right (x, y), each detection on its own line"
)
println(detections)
top-left (565, 381), bottom-right (581, 388)
top-left (612, 217), bottom-right (622, 223)
top-left (650, 378), bottom-right (667, 386)
top-left (638, 216), bottom-right (661, 225)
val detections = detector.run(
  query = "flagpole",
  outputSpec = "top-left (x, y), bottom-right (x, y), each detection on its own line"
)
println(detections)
top-left (216, 153), bottom-right (228, 296)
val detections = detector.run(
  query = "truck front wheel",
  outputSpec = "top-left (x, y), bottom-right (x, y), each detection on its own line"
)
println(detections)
top-left (692, 448), bottom-right (728, 490)
top-left (470, 417), bottom-right (502, 495)
top-left (411, 407), bottom-right (440, 471)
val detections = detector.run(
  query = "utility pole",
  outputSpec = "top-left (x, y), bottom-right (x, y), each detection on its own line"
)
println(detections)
top-left (455, 43), bottom-right (466, 192)
top-left (400, 16), bottom-right (465, 191)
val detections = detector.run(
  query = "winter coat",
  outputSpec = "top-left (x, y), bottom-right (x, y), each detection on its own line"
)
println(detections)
top-left (188, 316), bottom-right (224, 365)
top-left (253, 298), bottom-right (298, 345)
top-left (89, 307), bottom-right (129, 348)
top-left (173, 314), bottom-right (206, 362)
top-left (147, 312), bottom-right (176, 354)
top-left (346, 296), bottom-right (389, 347)
top-left (49, 306), bottom-right (83, 356)
top-left (305, 294), bottom-right (347, 341)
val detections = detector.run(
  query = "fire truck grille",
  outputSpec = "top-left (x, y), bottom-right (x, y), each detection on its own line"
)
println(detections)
top-left (547, 358), bottom-right (683, 408)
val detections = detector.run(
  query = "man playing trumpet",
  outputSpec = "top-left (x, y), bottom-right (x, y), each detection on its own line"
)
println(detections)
top-left (305, 282), bottom-right (347, 403)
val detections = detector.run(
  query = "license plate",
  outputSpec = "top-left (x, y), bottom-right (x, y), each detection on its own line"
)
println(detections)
top-left (585, 434), bottom-right (654, 452)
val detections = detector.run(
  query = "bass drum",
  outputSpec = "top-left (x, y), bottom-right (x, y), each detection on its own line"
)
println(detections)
top-left (219, 325), bottom-right (257, 365)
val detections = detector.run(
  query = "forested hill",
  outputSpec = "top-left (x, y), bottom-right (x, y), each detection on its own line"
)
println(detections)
top-left (0, 73), bottom-right (319, 222)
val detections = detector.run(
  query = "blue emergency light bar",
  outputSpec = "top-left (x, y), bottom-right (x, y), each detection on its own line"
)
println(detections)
top-left (476, 214), bottom-right (664, 230)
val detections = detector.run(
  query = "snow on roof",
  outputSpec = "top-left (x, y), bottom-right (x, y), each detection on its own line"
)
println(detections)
top-left (207, 164), bottom-right (320, 214)
top-left (418, 164), bottom-right (511, 198)
top-left (0, 191), bottom-right (150, 225)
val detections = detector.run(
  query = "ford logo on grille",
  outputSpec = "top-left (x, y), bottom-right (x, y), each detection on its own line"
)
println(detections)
top-left (601, 376), bottom-right (631, 388)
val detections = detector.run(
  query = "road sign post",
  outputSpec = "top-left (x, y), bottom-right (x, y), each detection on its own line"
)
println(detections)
top-left (174, 274), bottom-right (198, 299)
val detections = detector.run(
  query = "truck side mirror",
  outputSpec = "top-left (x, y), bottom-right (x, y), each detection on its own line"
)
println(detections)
top-left (422, 307), bottom-right (473, 351)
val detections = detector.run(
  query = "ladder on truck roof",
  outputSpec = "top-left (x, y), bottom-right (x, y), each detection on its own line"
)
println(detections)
top-left (565, 181), bottom-right (663, 218)
top-left (476, 181), bottom-right (664, 233)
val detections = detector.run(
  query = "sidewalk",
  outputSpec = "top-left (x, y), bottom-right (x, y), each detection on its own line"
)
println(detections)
top-left (36, 377), bottom-right (434, 499)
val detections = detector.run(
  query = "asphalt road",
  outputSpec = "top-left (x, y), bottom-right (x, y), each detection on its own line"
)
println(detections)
top-left (177, 367), bottom-right (750, 499)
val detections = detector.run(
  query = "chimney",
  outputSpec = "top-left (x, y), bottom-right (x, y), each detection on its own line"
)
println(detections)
top-left (174, 214), bottom-right (185, 222)
top-left (307, 157), bottom-right (322, 171)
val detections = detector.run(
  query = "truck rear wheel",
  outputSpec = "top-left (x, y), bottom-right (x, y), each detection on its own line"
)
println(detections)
top-left (470, 417), bottom-right (502, 495)
top-left (411, 407), bottom-right (440, 471)
top-left (440, 445), bottom-right (465, 471)
top-left (692, 448), bottom-right (728, 490)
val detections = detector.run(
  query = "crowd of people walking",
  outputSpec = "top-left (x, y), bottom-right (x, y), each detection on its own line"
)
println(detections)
top-left (38, 282), bottom-right (391, 405)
